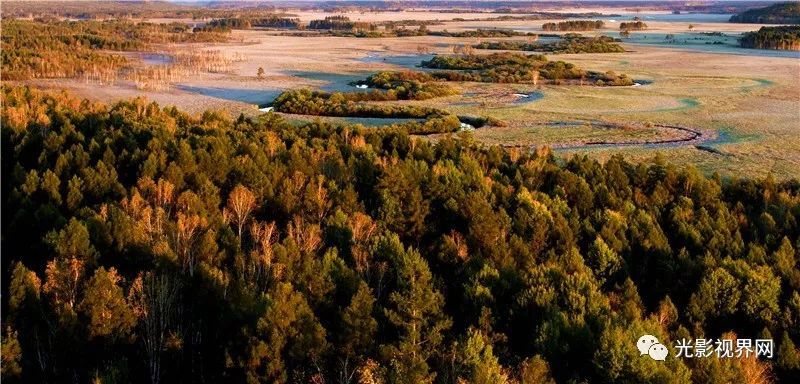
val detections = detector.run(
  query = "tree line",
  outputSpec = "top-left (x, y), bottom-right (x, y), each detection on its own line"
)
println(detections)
top-left (3, 85), bottom-right (800, 383)
top-left (277, 27), bottom-right (538, 39)
top-left (1, 1), bottom-right (297, 20)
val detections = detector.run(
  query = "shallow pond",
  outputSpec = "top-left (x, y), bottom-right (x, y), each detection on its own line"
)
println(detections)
top-left (285, 70), bottom-right (374, 92)
top-left (175, 85), bottom-right (282, 105)
top-left (511, 91), bottom-right (545, 104)
top-left (359, 53), bottom-right (435, 70)
top-left (140, 53), bottom-right (174, 65)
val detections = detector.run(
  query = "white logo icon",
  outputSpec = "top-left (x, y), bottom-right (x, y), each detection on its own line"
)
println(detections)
top-left (637, 334), bottom-right (669, 361)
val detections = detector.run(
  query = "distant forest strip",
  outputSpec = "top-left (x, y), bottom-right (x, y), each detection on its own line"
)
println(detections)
top-left (542, 20), bottom-right (605, 31)
top-left (308, 15), bottom-right (375, 31)
top-left (421, 53), bottom-right (635, 86)
top-left (3, 85), bottom-right (800, 383)
top-left (474, 34), bottom-right (625, 54)
top-left (739, 26), bottom-right (800, 51)
top-left (201, 16), bottom-right (301, 31)
top-left (1, 1), bottom-right (299, 20)
top-left (276, 24), bottom-right (537, 39)
top-left (729, 2), bottom-right (800, 24)
top-left (0, 19), bottom-right (230, 81)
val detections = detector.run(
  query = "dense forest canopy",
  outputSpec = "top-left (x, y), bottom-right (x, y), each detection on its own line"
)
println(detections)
top-left (730, 2), bottom-right (800, 24)
top-left (739, 26), bottom-right (800, 51)
top-left (2, 85), bottom-right (800, 383)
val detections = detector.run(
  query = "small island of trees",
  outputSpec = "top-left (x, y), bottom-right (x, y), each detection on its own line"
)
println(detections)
top-left (542, 20), bottom-right (605, 31)
top-left (620, 21), bottom-right (648, 31)
top-left (474, 34), bottom-right (625, 54)
top-left (421, 53), bottom-right (634, 86)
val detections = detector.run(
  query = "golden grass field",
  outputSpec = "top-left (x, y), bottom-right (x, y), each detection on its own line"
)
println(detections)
top-left (25, 11), bottom-right (800, 180)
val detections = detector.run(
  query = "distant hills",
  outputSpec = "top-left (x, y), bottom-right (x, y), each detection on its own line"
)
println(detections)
top-left (729, 2), bottom-right (800, 24)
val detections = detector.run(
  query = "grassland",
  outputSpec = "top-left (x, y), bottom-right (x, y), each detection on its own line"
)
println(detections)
top-left (14, 11), bottom-right (800, 180)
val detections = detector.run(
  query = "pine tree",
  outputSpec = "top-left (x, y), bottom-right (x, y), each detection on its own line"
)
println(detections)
top-left (80, 267), bottom-right (135, 339)
top-left (380, 235), bottom-right (451, 384)
top-left (778, 332), bottom-right (800, 371)
top-left (338, 282), bottom-right (378, 383)
top-left (454, 329), bottom-right (508, 384)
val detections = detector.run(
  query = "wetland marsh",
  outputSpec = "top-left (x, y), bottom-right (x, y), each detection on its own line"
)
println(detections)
top-left (9, 4), bottom-right (799, 179)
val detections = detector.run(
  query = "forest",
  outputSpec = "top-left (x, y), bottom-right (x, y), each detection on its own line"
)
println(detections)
top-left (3, 85), bottom-right (800, 384)
top-left (473, 35), bottom-right (625, 54)
top-left (0, 19), bottom-right (229, 81)
top-left (541, 20), bottom-right (605, 32)
top-left (729, 2), bottom-right (800, 24)
top-left (739, 26), bottom-right (800, 51)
